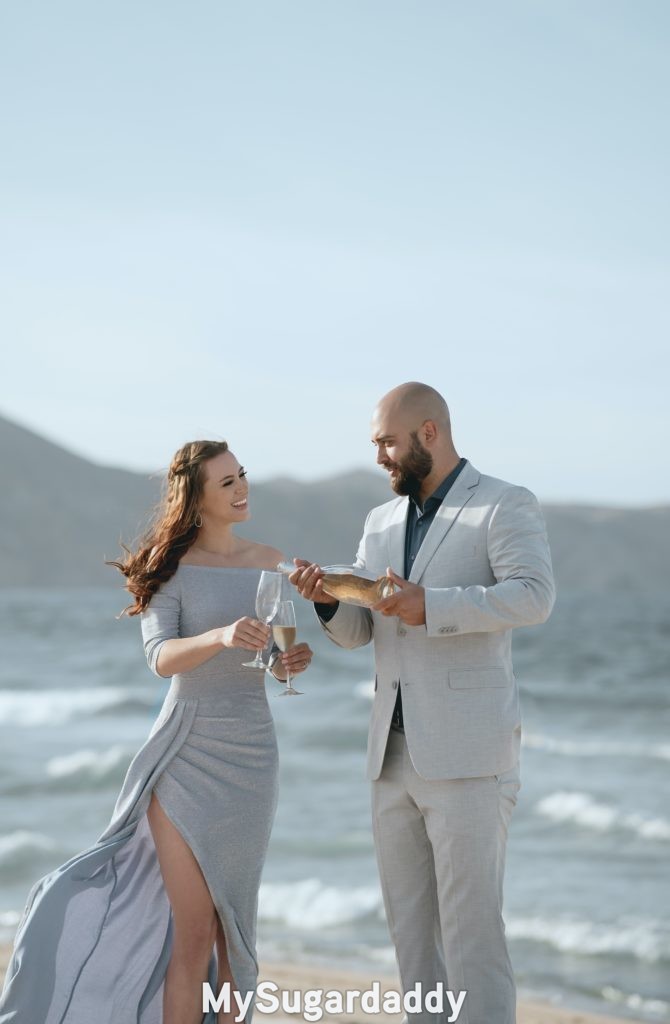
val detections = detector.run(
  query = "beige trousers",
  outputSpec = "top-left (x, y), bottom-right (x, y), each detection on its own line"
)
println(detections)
top-left (371, 729), bottom-right (520, 1024)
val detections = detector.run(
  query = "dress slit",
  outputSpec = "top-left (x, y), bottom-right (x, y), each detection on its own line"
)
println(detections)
top-left (148, 791), bottom-right (248, 1016)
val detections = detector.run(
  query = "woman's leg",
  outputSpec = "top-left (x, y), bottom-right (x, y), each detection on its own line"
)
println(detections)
top-left (147, 792), bottom-right (237, 1024)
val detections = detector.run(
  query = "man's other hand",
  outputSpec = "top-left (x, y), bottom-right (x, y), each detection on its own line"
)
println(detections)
top-left (373, 568), bottom-right (426, 625)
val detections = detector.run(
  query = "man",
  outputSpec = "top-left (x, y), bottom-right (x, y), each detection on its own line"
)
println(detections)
top-left (290, 382), bottom-right (555, 1024)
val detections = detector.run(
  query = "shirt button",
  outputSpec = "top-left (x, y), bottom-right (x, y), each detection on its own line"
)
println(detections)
top-left (398, 627), bottom-right (407, 636)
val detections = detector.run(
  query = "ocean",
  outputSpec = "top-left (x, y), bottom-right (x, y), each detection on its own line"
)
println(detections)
top-left (0, 586), bottom-right (668, 1021)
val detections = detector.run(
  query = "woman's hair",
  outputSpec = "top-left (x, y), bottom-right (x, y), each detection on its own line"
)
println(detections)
top-left (110, 439), bottom-right (229, 615)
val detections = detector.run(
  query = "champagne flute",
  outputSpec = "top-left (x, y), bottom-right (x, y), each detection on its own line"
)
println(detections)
top-left (272, 600), bottom-right (302, 696)
top-left (243, 571), bottom-right (283, 669)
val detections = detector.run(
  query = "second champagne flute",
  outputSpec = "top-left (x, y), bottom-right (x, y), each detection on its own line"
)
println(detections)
top-left (272, 600), bottom-right (302, 696)
top-left (243, 571), bottom-right (283, 669)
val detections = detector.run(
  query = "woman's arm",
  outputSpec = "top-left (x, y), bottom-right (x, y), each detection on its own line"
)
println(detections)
top-left (141, 582), bottom-right (269, 679)
top-left (155, 619), bottom-right (270, 678)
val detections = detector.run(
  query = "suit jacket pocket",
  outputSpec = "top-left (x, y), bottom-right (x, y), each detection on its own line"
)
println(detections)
top-left (448, 668), bottom-right (511, 689)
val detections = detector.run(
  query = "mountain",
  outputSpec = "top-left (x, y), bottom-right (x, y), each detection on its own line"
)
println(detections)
top-left (0, 413), bottom-right (667, 590)
top-left (0, 414), bottom-right (158, 586)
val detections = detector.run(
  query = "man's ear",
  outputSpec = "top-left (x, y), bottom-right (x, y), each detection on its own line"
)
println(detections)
top-left (421, 419), bottom-right (438, 445)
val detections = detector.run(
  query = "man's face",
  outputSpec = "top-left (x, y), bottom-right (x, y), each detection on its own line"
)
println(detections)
top-left (371, 408), bottom-right (433, 498)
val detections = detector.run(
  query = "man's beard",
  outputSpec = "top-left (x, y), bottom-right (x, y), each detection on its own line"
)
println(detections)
top-left (387, 432), bottom-right (433, 498)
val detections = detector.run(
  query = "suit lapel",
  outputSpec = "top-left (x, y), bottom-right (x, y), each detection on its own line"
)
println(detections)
top-left (408, 462), bottom-right (481, 583)
top-left (384, 497), bottom-right (409, 576)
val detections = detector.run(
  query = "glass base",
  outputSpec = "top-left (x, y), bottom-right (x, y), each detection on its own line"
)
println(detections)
top-left (278, 686), bottom-right (303, 696)
top-left (242, 655), bottom-right (267, 669)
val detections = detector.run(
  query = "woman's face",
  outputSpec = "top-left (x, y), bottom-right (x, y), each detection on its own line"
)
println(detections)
top-left (198, 450), bottom-right (250, 525)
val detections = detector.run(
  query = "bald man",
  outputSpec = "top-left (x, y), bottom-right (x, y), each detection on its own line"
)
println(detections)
top-left (291, 382), bottom-right (555, 1024)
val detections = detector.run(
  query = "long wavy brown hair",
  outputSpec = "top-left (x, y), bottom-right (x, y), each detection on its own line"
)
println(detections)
top-left (110, 439), bottom-right (230, 615)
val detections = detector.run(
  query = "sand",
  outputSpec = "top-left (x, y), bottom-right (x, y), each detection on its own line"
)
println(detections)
top-left (0, 943), bottom-right (642, 1022)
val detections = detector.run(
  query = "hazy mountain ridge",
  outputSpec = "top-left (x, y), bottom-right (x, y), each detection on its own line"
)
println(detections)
top-left (1, 413), bottom-right (666, 590)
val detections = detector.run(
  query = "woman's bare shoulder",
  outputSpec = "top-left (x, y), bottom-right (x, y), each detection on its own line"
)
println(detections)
top-left (240, 540), bottom-right (285, 570)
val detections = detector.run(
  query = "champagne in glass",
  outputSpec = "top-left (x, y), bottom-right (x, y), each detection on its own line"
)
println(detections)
top-left (243, 571), bottom-right (283, 669)
top-left (272, 624), bottom-right (296, 651)
top-left (272, 600), bottom-right (302, 696)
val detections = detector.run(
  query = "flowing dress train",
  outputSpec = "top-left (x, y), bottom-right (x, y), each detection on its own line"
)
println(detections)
top-left (0, 566), bottom-right (279, 1024)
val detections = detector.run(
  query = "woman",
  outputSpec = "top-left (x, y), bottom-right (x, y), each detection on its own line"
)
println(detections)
top-left (0, 439), bottom-right (312, 1024)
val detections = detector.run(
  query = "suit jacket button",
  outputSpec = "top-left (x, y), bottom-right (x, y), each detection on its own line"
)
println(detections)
top-left (392, 680), bottom-right (398, 689)
top-left (398, 627), bottom-right (407, 636)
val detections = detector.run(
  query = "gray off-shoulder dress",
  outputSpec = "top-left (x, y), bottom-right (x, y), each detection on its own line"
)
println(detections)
top-left (0, 566), bottom-right (279, 1024)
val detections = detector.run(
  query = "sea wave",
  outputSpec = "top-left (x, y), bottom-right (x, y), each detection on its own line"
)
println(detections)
top-left (0, 830), bottom-right (60, 871)
top-left (0, 910), bottom-right (21, 944)
top-left (259, 878), bottom-right (382, 929)
top-left (0, 688), bottom-right (154, 726)
top-left (506, 914), bottom-right (670, 963)
top-left (523, 731), bottom-right (670, 762)
top-left (602, 985), bottom-right (670, 1018)
top-left (535, 791), bottom-right (670, 841)
top-left (45, 745), bottom-right (131, 783)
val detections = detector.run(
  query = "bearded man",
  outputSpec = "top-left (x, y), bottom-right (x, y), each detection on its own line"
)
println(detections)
top-left (291, 382), bottom-right (555, 1024)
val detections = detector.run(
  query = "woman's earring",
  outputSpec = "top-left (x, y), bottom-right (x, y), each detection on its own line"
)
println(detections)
top-left (194, 511), bottom-right (203, 528)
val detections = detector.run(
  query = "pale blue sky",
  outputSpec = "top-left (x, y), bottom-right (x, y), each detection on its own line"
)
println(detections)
top-left (1, 1), bottom-right (667, 503)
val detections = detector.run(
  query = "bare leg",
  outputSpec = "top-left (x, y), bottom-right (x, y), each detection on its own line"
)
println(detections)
top-left (147, 793), bottom-right (237, 1024)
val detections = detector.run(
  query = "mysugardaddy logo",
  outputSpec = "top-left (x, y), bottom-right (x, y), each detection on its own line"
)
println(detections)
top-left (203, 980), bottom-right (467, 1021)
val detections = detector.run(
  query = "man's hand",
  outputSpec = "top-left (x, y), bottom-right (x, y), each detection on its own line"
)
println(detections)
top-left (288, 558), bottom-right (338, 605)
top-left (373, 568), bottom-right (426, 625)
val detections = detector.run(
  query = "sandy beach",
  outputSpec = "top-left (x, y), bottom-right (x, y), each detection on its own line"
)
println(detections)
top-left (0, 943), bottom-right (642, 1023)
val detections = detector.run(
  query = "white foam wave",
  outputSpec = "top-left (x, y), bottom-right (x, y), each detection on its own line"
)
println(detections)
top-left (0, 688), bottom-right (139, 726)
top-left (535, 791), bottom-right (670, 841)
top-left (506, 914), bottom-right (670, 962)
top-left (46, 745), bottom-right (130, 780)
top-left (0, 910), bottom-right (21, 943)
top-left (602, 985), bottom-right (670, 1018)
top-left (0, 830), bottom-right (58, 868)
top-left (259, 878), bottom-right (382, 929)
top-left (523, 731), bottom-right (670, 762)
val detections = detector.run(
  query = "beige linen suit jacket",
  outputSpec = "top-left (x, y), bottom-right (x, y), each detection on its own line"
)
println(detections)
top-left (320, 461), bottom-right (556, 781)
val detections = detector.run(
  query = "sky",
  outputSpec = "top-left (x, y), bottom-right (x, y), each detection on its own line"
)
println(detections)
top-left (1, 1), bottom-right (668, 504)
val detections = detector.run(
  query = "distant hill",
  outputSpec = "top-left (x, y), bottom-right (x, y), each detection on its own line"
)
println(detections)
top-left (1, 413), bottom-right (667, 591)
top-left (0, 414), bottom-right (158, 586)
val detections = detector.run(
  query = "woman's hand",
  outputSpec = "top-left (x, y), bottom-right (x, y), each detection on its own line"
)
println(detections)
top-left (219, 617), bottom-right (270, 651)
top-left (272, 642), bottom-right (313, 680)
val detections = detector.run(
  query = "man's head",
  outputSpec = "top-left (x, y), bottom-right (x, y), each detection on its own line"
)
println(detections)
top-left (370, 382), bottom-right (459, 500)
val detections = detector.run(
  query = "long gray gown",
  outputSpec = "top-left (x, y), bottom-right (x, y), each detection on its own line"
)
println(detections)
top-left (0, 566), bottom-right (279, 1023)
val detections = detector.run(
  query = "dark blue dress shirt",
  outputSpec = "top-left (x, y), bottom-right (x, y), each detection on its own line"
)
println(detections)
top-left (391, 457), bottom-right (467, 729)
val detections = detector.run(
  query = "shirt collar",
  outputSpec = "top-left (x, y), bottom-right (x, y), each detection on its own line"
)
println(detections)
top-left (409, 457), bottom-right (467, 515)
